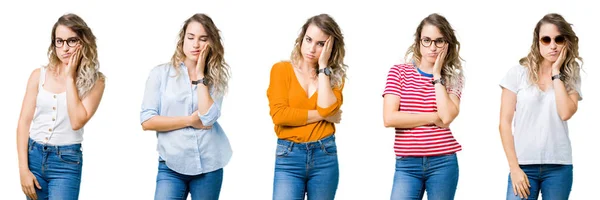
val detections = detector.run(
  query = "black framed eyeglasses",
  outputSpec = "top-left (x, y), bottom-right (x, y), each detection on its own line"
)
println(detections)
top-left (421, 38), bottom-right (446, 48)
top-left (54, 37), bottom-right (80, 48)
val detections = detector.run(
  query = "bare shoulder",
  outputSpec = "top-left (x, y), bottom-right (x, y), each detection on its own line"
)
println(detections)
top-left (27, 68), bottom-right (41, 86)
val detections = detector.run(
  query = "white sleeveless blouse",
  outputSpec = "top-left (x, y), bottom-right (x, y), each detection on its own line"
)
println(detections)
top-left (29, 67), bottom-right (83, 145)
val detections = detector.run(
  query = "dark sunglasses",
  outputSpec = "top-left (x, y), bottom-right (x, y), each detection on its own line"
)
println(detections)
top-left (540, 35), bottom-right (566, 45)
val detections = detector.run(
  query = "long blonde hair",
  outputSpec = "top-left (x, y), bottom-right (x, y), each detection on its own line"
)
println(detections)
top-left (171, 13), bottom-right (230, 97)
top-left (405, 13), bottom-right (464, 90)
top-left (291, 14), bottom-right (347, 88)
top-left (520, 13), bottom-right (582, 92)
top-left (47, 13), bottom-right (104, 98)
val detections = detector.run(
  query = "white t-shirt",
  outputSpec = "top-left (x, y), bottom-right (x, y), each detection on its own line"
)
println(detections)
top-left (500, 65), bottom-right (582, 165)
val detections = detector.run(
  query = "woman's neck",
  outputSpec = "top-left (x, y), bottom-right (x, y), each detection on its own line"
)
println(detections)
top-left (416, 60), bottom-right (434, 74)
top-left (539, 60), bottom-right (553, 75)
top-left (296, 59), bottom-right (317, 72)
top-left (50, 63), bottom-right (68, 77)
top-left (184, 59), bottom-right (198, 79)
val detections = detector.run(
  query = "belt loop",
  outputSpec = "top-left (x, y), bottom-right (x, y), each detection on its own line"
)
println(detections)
top-left (318, 138), bottom-right (325, 149)
top-left (288, 141), bottom-right (294, 151)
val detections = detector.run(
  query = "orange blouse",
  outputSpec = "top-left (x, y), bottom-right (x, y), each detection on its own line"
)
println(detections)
top-left (267, 61), bottom-right (344, 143)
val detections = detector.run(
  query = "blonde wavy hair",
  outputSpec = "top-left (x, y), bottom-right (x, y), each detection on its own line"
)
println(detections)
top-left (520, 13), bottom-right (582, 92)
top-left (47, 13), bottom-right (104, 98)
top-left (291, 14), bottom-right (347, 88)
top-left (405, 13), bottom-right (464, 90)
top-left (171, 13), bottom-right (230, 97)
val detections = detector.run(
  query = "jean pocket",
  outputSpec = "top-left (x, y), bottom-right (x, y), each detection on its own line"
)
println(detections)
top-left (58, 150), bottom-right (82, 165)
top-left (440, 153), bottom-right (457, 162)
top-left (321, 141), bottom-right (337, 156)
top-left (276, 144), bottom-right (290, 157)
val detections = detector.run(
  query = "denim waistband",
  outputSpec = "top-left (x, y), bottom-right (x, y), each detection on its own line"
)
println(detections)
top-left (277, 134), bottom-right (335, 150)
top-left (29, 138), bottom-right (82, 152)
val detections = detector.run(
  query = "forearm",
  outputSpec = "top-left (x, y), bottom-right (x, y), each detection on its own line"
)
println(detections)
top-left (500, 122), bottom-right (520, 170)
top-left (142, 116), bottom-right (192, 132)
top-left (196, 75), bottom-right (214, 115)
top-left (317, 74), bottom-right (337, 108)
top-left (65, 77), bottom-right (89, 130)
top-left (307, 110), bottom-right (324, 124)
top-left (433, 77), bottom-right (459, 124)
top-left (270, 103), bottom-right (311, 126)
top-left (384, 111), bottom-right (437, 128)
top-left (552, 79), bottom-right (577, 120)
top-left (16, 122), bottom-right (31, 171)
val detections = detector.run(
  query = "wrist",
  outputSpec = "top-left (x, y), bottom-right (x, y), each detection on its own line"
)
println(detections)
top-left (428, 112), bottom-right (439, 123)
top-left (431, 77), bottom-right (445, 86)
top-left (551, 74), bottom-right (563, 81)
top-left (19, 165), bottom-right (30, 172)
top-left (197, 70), bottom-right (205, 77)
top-left (551, 70), bottom-right (561, 76)
top-left (66, 75), bottom-right (76, 82)
top-left (509, 164), bottom-right (521, 171)
top-left (318, 67), bottom-right (332, 76)
top-left (187, 115), bottom-right (197, 126)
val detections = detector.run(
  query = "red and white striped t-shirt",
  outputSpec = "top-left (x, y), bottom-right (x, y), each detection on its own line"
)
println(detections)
top-left (383, 64), bottom-right (462, 157)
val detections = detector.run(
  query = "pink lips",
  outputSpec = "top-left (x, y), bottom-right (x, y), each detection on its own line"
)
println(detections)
top-left (191, 50), bottom-right (200, 55)
top-left (306, 54), bottom-right (315, 59)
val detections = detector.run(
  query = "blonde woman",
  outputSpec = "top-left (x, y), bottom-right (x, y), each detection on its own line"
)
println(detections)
top-left (267, 14), bottom-right (347, 200)
top-left (382, 13), bottom-right (465, 200)
top-left (16, 13), bottom-right (105, 200)
top-left (500, 13), bottom-right (582, 199)
top-left (140, 13), bottom-right (232, 200)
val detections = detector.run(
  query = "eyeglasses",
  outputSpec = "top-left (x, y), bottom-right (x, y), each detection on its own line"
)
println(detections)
top-left (54, 37), bottom-right (80, 48)
top-left (421, 38), bottom-right (447, 48)
top-left (540, 35), bottom-right (566, 46)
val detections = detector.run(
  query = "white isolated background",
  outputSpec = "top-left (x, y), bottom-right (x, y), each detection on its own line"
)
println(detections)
top-left (0, 0), bottom-right (598, 199)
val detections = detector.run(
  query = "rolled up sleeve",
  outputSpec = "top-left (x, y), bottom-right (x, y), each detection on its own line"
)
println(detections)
top-left (198, 92), bottom-right (222, 126)
top-left (140, 67), bottom-right (163, 124)
top-left (316, 82), bottom-right (344, 117)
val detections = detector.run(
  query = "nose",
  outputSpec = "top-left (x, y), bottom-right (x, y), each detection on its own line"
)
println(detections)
top-left (193, 39), bottom-right (201, 48)
top-left (429, 43), bottom-right (438, 51)
top-left (60, 44), bottom-right (71, 52)
top-left (549, 41), bottom-right (558, 49)
top-left (309, 43), bottom-right (317, 53)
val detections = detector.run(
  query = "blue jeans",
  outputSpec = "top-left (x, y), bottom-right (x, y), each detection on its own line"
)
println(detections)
top-left (27, 138), bottom-right (83, 200)
top-left (154, 161), bottom-right (223, 200)
top-left (506, 164), bottom-right (573, 200)
top-left (272, 134), bottom-right (339, 200)
top-left (390, 153), bottom-right (459, 200)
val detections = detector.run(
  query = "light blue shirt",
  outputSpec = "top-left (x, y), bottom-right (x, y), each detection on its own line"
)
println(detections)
top-left (140, 63), bottom-right (232, 175)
